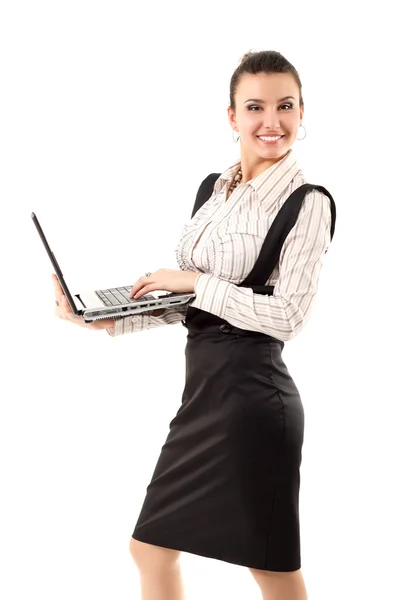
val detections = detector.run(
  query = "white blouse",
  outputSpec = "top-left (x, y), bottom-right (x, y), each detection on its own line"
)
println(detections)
top-left (110, 149), bottom-right (333, 341)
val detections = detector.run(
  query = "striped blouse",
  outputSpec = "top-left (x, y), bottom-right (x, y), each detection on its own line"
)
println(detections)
top-left (109, 149), bottom-right (332, 341)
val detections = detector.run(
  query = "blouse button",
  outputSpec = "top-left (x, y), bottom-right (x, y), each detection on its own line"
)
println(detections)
top-left (220, 323), bottom-right (232, 333)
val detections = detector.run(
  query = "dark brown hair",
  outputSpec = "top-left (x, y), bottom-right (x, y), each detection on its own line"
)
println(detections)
top-left (229, 50), bottom-right (304, 112)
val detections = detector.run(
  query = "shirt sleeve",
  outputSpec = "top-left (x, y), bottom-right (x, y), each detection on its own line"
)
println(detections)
top-left (189, 189), bottom-right (332, 341)
top-left (106, 304), bottom-right (189, 337)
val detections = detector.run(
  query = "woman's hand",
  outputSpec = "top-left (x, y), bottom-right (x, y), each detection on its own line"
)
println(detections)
top-left (129, 269), bottom-right (199, 299)
top-left (52, 274), bottom-right (115, 330)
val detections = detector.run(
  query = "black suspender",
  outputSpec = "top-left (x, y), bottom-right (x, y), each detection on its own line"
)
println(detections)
top-left (190, 173), bottom-right (336, 296)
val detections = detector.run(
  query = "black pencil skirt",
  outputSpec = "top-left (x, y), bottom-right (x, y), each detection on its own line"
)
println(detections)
top-left (132, 319), bottom-right (305, 571)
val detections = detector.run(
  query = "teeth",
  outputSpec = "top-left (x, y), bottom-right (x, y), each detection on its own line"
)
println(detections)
top-left (258, 136), bottom-right (282, 141)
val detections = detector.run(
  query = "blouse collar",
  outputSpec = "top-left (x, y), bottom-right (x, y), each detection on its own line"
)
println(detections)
top-left (214, 148), bottom-right (305, 211)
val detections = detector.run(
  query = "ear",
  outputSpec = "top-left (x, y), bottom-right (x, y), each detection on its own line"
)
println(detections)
top-left (227, 106), bottom-right (237, 130)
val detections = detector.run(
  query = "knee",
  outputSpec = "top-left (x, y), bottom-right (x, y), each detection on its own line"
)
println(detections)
top-left (129, 537), bottom-right (181, 572)
top-left (129, 537), bottom-right (151, 566)
top-left (248, 567), bottom-right (307, 599)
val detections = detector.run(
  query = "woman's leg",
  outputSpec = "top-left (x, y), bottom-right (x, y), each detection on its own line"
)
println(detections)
top-left (248, 567), bottom-right (308, 600)
top-left (129, 538), bottom-right (185, 600)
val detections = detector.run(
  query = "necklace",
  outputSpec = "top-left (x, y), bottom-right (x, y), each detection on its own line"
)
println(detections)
top-left (226, 165), bottom-right (243, 198)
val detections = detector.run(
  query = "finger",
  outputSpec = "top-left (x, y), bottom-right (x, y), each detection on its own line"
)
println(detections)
top-left (52, 274), bottom-right (61, 288)
top-left (62, 295), bottom-right (73, 313)
top-left (52, 275), bottom-right (68, 311)
top-left (129, 280), bottom-right (140, 298)
top-left (52, 275), bottom-right (64, 297)
top-left (54, 301), bottom-right (67, 321)
top-left (132, 284), bottom-right (153, 299)
top-left (54, 286), bottom-right (63, 307)
top-left (63, 300), bottom-right (82, 323)
top-left (130, 275), bottom-right (151, 298)
top-left (129, 285), bottom-right (138, 298)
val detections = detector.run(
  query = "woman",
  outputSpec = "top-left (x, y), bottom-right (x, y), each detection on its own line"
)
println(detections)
top-left (53, 50), bottom-right (336, 600)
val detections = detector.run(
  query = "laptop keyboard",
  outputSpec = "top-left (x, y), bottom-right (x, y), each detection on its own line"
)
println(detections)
top-left (95, 286), bottom-right (155, 307)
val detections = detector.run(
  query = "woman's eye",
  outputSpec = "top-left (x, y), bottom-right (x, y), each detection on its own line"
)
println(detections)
top-left (247, 103), bottom-right (293, 111)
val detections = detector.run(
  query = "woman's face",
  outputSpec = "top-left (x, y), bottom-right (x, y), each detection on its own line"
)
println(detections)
top-left (227, 72), bottom-right (304, 169)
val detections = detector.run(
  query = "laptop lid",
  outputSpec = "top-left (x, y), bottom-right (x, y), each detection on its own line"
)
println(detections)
top-left (31, 212), bottom-right (82, 317)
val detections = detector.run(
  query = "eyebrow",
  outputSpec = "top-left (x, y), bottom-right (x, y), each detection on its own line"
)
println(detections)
top-left (244, 96), bottom-right (296, 104)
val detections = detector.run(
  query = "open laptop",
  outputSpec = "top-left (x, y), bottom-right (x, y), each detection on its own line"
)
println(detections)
top-left (32, 212), bottom-right (196, 323)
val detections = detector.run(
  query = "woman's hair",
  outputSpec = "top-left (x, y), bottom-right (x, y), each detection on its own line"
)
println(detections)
top-left (229, 50), bottom-right (304, 112)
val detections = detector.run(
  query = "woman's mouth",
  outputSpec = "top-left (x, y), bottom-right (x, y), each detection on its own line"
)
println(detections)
top-left (257, 135), bottom-right (284, 145)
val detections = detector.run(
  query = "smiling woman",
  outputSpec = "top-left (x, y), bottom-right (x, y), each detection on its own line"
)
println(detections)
top-left (121, 50), bottom-right (336, 600)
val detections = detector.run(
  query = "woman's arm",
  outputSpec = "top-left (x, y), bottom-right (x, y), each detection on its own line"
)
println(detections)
top-left (189, 189), bottom-right (332, 341)
top-left (106, 304), bottom-right (189, 337)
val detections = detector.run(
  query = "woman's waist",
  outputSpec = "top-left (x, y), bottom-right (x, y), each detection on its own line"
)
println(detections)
top-left (182, 309), bottom-right (284, 347)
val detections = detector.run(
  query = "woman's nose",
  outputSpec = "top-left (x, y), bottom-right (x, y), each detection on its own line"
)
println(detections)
top-left (262, 109), bottom-right (280, 128)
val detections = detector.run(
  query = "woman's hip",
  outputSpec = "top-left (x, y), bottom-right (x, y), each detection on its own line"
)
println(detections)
top-left (181, 329), bottom-right (304, 433)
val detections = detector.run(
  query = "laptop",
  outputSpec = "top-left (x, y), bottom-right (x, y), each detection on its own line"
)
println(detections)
top-left (31, 212), bottom-right (196, 323)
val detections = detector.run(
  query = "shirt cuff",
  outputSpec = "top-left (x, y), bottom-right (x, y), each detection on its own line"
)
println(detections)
top-left (109, 313), bottom-right (151, 336)
top-left (190, 272), bottom-right (233, 318)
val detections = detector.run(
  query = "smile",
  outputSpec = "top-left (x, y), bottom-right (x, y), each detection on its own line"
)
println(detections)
top-left (257, 135), bottom-right (284, 144)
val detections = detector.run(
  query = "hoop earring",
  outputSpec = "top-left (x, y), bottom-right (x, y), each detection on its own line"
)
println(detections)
top-left (296, 124), bottom-right (307, 140)
top-left (232, 130), bottom-right (240, 143)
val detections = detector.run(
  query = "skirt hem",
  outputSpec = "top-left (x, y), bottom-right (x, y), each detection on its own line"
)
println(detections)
top-left (131, 530), bottom-right (301, 572)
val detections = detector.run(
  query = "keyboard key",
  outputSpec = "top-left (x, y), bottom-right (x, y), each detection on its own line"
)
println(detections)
top-left (103, 293), bottom-right (120, 306)
top-left (118, 289), bottom-right (131, 301)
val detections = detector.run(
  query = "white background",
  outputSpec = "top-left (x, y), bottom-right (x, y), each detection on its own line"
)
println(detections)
top-left (1, 1), bottom-right (399, 599)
